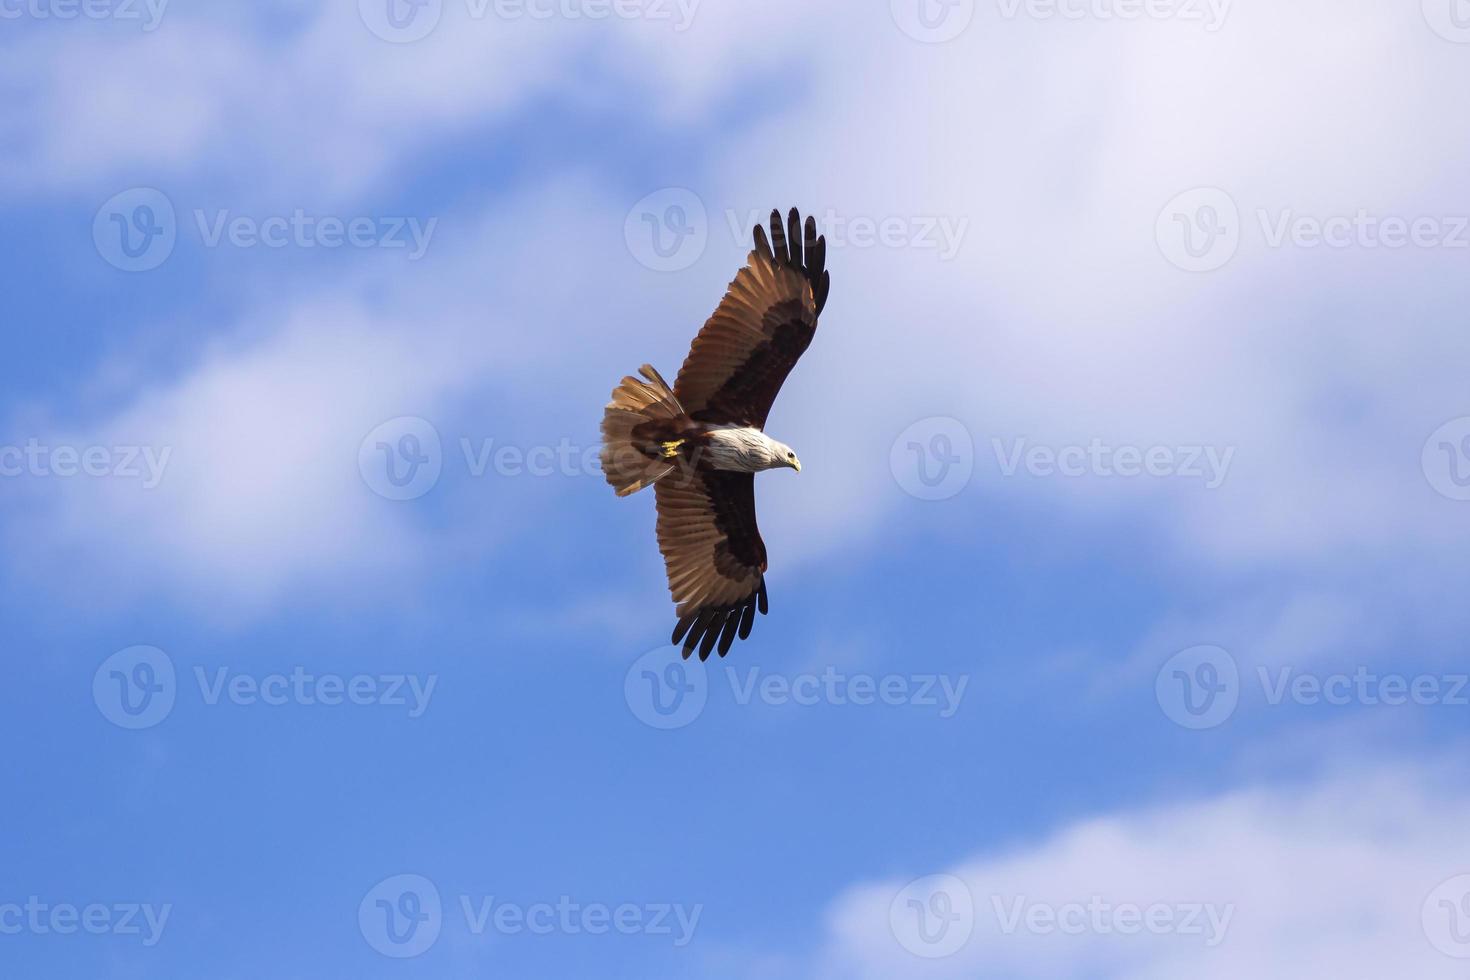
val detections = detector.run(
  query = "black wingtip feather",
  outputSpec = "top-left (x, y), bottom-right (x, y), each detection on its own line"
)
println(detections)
top-left (750, 208), bottom-right (830, 314)
top-left (717, 613), bottom-right (740, 656)
top-left (672, 613), bottom-right (698, 647)
top-left (698, 617), bottom-right (722, 660)
top-left (768, 209), bottom-right (789, 265)
top-left (673, 585), bottom-right (766, 659)
top-left (752, 210), bottom-right (830, 311)
top-left (682, 609), bottom-right (717, 658)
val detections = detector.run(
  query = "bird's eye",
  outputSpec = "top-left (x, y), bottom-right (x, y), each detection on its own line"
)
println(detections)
top-left (786, 453), bottom-right (794, 460)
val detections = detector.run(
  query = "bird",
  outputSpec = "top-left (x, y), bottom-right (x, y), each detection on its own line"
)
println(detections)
top-left (600, 207), bottom-right (831, 660)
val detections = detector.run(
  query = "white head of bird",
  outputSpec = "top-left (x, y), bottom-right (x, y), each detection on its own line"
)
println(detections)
top-left (703, 426), bottom-right (801, 473)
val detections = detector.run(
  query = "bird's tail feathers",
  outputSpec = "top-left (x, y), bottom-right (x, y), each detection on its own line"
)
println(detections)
top-left (601, 364), bottom-right (685, 497)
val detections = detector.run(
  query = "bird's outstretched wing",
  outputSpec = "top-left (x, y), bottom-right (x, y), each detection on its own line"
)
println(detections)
top-left (673, 207), bottom-right (830, 430)
top-left (655, 469), bottom-right (769, 659)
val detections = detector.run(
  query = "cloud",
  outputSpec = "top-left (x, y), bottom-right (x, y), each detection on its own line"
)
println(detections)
top-left (701, 0), bottom-right (1470, 584)
top-left (11, 0), bottom-right (1470, 638)
top-left (0, 1), bottom-right (830, 201)
top-left (807, 761), bottom-right (1470, 979)
top-left (5, 298), bottom-right (480, 613)
top-left (2, 10), bottom-right (558, 199)
top-left (2, 178), bottom-right (721, 614)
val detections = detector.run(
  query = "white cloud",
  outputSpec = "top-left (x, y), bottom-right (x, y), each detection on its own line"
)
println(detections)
top-left (10, 0), bottom-right (1470, 632)
top-left (0, 1), bottom-right (830, 200)
top-left (807, 763), bottom-right (1470, 979)
top-left (3, 179), bottom-right (703, 613)
top-left (9, 298), bottom-right (480, 612)
top-left (2, 11), bottom-right (559, 198)
top-left (705, 0), bottom-right (1470, 581)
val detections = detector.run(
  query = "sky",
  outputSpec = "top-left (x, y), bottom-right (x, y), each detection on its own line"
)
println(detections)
top-left (3, 0), bottom-right (1470, 977)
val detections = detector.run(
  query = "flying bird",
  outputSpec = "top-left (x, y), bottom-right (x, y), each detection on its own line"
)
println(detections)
top-left (601, 207), bottom-right (831, 660)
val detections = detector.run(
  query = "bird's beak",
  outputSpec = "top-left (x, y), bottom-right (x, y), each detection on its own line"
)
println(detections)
top-left (791, 458), bottom-right (801, 472)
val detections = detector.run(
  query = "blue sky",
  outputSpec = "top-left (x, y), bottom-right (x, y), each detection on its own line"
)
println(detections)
top-left (5, 1), bottom-right (1470, 977)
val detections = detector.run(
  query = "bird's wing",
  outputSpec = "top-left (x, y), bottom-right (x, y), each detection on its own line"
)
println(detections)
top-left (673, 207), bottom-right (830, 430)
top-left (655, 469), bottom-right (769, 659)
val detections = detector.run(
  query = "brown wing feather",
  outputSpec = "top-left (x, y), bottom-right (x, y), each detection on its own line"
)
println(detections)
top-left (673, 208), bottom-right (829, 429)
top-left (655, 470), bottom-right (767, 659)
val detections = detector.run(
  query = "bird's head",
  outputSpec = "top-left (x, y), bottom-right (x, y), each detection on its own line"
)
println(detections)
top-left (777, 443), bottom-right (801, 472)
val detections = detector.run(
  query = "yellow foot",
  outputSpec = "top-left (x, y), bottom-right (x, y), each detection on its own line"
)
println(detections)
top-left (660, 439), bottom-right (685, 459)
